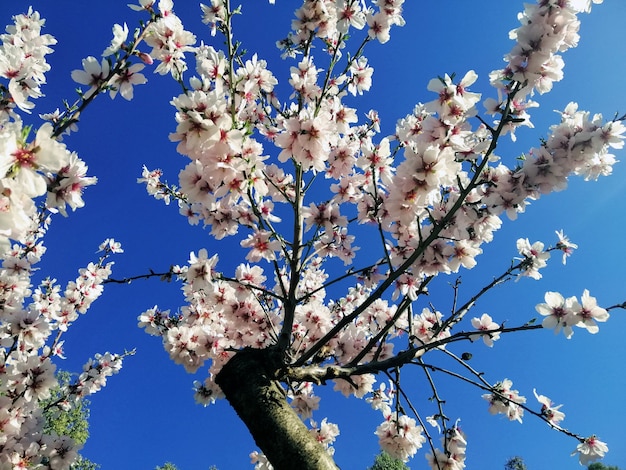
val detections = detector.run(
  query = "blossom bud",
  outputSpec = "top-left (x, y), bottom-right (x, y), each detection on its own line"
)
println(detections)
top-left (138, 52), bottom-right (154, 65)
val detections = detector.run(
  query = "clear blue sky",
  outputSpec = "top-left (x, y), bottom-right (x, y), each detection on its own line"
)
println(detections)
top-left (3, 1), bottom-right (626, 469)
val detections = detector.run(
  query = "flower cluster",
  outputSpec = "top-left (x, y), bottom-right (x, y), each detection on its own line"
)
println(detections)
top-left (0, 8), bottom-right (99, 255)
top-left (488, 0), bottom-right (603, 138)
top-left (366, 381), bottom-right (396, 415)
top-left (366, 0), bottom-right (405, 45)
top-left (0, 8), bottom-right (56, 113)
top-left (309, 418), bottom-right (340, 456)
top-left (533, 389), bottom-right (565, 426)
top-left (536, 289), bottom-right (609, 339)
top-left (144, 0), bottom-right (196, 78)
top-left (516, 238), bottom-right (550, 280)
top-left (482, 379), bottom-right (526, 423)
top-left (0, 120), bottom-right (96, 255)
top-left (72, 352), bottom-right (126, 397)
top-left (426, 424), bottom-right (468, 470)
top-left (375, 411), bottom-right (426, 462)
top-left (71, 0), bottom-right (197, 102)
top-left (491, 0), bottom-right (604, 99)
top-left (131, 1), bottom-right (623, 466)
top-left (72, 22), bottom-right (150, 102)
top-left (0, 237), bottom-right (127, 468)
top-left (3, 0), bottom-right (617, 467)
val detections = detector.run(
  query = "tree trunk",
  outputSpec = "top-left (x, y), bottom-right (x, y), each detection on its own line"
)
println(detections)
top-left (216, 347), bottom-right (339, 470)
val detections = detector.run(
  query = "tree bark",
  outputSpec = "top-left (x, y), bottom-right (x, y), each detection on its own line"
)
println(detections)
top-left (216, 347), bottom-right (339, 470)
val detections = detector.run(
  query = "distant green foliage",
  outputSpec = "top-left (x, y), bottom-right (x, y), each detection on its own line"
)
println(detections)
top-left (41, 371), bottom-right (90, 444)
top-left (588, 463), bottom-right (621, 470)
top-left (155, 464), bottom-right (179, 470)
top-left (503, 456), bottom-right (621, 470)
top-left (70, 456), bottom-right (99, 470)
top-left (368, 451), bottom-right (410, 470)
top-left (41, 370), bottom-right (99, 470)
top-left (504, 456), bottom-right (527, 470)
top-left (155, 462), bottom-right (219, 469)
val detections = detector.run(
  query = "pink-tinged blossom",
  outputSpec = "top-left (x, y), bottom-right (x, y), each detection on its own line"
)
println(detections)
top-left (544, 102), bottom-right (624, 182)
top-left (71, 56), bottom-right (110, 98)
top-left (137, 305), bottom-right (171, 336)
top-left (0, 8), bottom-right (56, 111)
top-left (240, 230), bottom-right (281, 262)
top-left (164, 324), bottom-right (211, 373)
top-left (193, 376), bottom-right (224, 406)
top-left (289, 382), bottom-right (320, 419)
top-left (516, 238), bottom-right (550, 280)
top-left (426, 422), bottom-right (467, 470)
top-left (569, 0), bottom-right (604, 13)
top-left (367, 11), bottom-right (393, 44)
top-left (336, 0), bottom-right (366, 33)
top-left (449, 240), bottom-right (482, 272)
top-left (109, 63), bottom-right (148, 100)
top-left (144, 8), bottom-right (196, 78)
top-left (287, 1), bottom-right (340, 46)
top-left (302, 201), bottom-right (347, 233)
top-left (376, 412), bottom-right (426, 462)
top-left (46, 153), bottom-right (97, 216)
top-left (157, 0), bottom-right (174, 14)
top-left (235, 263), bottom-right (266, 289)
top-left (98, 238), bottom-right (123, 254)
top-left (288, 57), bottom-right (321, 102)
top-left (309, 418), bottom-right (340, 452)
top-left (409, 308), bottom-right (450, 347)
top-left (332, 374), bottom-right (375, 398)
top-left (533, 389), bottom-right (565, 426)
top-left (522, 146), bottom-right (568, 194)
top-left (1, 133), bottom-right (84, 247)
top-left (314, 227), bottom-right (359, 265)
top-left (102, 23), bottom-right (129, 56)
top-left (386, 142), bottom-right (458, 226)
top-left (75, 352), bottom-right (125, 397)
top-left (137, 166), bottom-right (172, 204)
top-left (201, 1), bottom-right (226, 36)
top-left (275, 110), bottom-right (335, 172)
top-left (572, 436), bottom-right (608, 465)
top-left (596, 120), bottom-right (626, 150)
top-left (11, 355), bottom-right (57, 402)
top-left (575, 289), bottom-right (609, 334)
top-left (490, 1), bottom-right (587, 98)
top-left (555, 229), bottom-right (577, 264)
top-left (426, 71), bottom-right (481, 124)
top-left (128, 0), bottom-right (156, 12)
top-left (186, 248), bottom-right (218, 291)
top-left (168, 88), bottom-right (230, 159)
top-left (470, 313), bottom-right (501, 347)
top-left (536, 291), bottom-right (579, 339)
top-left (347, 57), bottom-right (373, 96)
top-left (46, 435), bottom-right (80, 469)
top-left (482, 379), bottom-right (526, 423)
top-left (366, 382), bottom-right (395, 415)
top-left (250, 451), bottom-right (273, 470)
top-left (2, 122), bottom-right (71, 198)
top-left (0, 121), bottom-right (22, 177)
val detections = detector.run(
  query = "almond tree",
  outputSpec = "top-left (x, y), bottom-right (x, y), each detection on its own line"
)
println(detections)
top-left (1, 1), bottom-right (625, 469)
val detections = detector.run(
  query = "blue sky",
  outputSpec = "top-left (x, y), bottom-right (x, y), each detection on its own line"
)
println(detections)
top-left (3, 1), bottom-right (626, 469)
